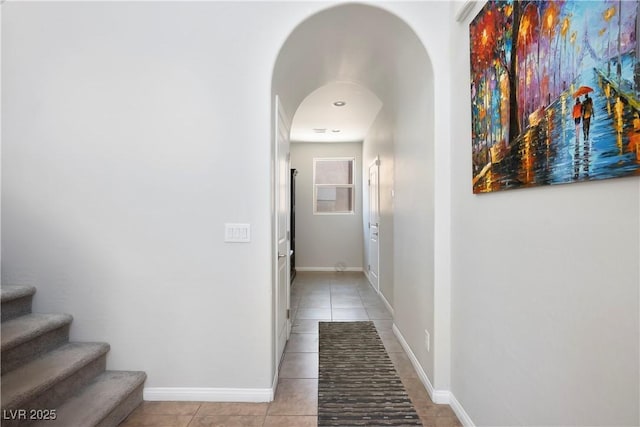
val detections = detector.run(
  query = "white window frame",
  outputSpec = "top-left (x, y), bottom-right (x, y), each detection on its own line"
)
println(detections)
top-left (313, 157), bottom-right (356, 215)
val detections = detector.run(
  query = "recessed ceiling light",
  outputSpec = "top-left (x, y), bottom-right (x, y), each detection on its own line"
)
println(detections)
top-left (332, 129), bottom-right (341, 133)
top-left (313, 128), bottom-right (327, 133)
top-left (333, 101), bottom-right (346, 107)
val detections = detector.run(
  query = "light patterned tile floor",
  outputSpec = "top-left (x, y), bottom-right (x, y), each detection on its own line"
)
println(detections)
top-left (119, 272), bottom-right (461, 427)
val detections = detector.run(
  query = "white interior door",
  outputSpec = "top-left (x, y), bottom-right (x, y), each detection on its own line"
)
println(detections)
top-left (368, 158), bottom-right (380, 291)
top-left (275, 96), bottom-right (291, 370)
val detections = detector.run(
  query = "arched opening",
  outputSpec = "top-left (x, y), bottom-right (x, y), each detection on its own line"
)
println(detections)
top-left (270, 2), bottom-right (444, 400)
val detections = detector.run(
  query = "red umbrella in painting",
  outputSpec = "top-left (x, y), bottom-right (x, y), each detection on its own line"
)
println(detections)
top-left (573, 86), bottom-right (594, 98)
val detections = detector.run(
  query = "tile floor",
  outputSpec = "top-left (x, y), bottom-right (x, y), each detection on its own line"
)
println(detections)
top-left (120, 272), bottom-right (461, 427)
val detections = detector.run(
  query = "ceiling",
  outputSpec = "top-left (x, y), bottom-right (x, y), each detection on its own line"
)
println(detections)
top-left (290, 81), bottom-right (383, 143)
top-left (273, 4), bottom-right (433, 145)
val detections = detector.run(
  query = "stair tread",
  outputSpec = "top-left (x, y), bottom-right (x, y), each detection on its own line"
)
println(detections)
top-left (31, 370), bottom-right (146, 427)
top-left (1, 285), bottom-right (36, 303)
top-left (1, 342), bottom-right (110, 409)
top-left (1, 313), bottom-right (73, 351)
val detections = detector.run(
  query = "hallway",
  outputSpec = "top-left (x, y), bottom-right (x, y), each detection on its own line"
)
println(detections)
top-left (119, 272), bottom-right (461, 427)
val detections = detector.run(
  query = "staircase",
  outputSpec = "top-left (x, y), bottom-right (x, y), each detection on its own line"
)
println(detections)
top-left (1, 285), bottom-right (146, 427)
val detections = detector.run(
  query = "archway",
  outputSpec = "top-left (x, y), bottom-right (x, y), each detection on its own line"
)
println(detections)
top-left (270, 2), bottom-right (444, 400)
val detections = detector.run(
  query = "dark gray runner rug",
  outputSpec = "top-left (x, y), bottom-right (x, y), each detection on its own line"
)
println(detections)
top-left (318, 321), bottom-right (422, 426)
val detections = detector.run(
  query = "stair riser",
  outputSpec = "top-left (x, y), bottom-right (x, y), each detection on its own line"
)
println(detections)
top-left (1, 324), bottom-right (71, 375)
top-left (2, 355), bottom-right (107, 427)
top-left (96, 383), bottom-right (144, 427)
top-left (1, 295), bottom-right (33, 322)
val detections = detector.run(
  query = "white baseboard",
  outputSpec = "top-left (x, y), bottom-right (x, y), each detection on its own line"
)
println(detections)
top-left (364, 270), bottom-right (377, 292)
top-left (271, 368), bottom-right (279, 400)
top-left (296, 267), bottom-right (363, 272)
top-left (364, 270), bottom-right (394, 317)
top-left (449, 392), bottom-right (475, 427)
top-left (378, 290), bottom-right (395, 317)
top-left (391, 324), bottom-right (448, 404)
top-left (362, 269), bottom-right (378, 292)
top-left (144, 387), bottom-right (273, 402)
top-left (391, 324), bottom-right (474, 426)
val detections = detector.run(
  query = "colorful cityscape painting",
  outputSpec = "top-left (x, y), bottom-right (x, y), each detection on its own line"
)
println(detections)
top-left (470, 0), bottom-right (640, 193)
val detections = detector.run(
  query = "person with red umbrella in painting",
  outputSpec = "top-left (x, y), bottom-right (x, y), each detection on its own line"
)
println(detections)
top-left (574, 86), bottom-right (594, 140)
top-left (572, 97), bottom-right (583, 139)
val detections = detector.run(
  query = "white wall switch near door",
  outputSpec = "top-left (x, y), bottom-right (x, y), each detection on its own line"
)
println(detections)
top-left (225, 223), bottom-right (251, 242)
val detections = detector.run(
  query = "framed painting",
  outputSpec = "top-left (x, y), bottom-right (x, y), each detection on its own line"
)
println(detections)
top-left (470, 0), bottom-right (640, 193)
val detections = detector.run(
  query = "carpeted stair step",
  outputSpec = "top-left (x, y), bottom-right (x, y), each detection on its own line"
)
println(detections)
top-left (1, 342), bottom-right (110, 427)
top-left (1, 313), bottom-right (74, 374)
top-left (1, 285), bottom-right (36, 322)
top-left (32, 370), bottom-right (146, 427)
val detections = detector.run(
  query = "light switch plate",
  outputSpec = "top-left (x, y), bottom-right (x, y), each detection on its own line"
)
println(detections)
top-left (225, 223), bottom-right (251, 243)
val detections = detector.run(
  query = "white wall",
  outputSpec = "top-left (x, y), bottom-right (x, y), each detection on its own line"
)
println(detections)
top-left (290, 142), bottom-right (363, 271)
top-left (2, 1), bottom-right (302, 392)
top-left (362, 109), bottom-right (394, 304)
top-left (391, 44), bottom-right (437, 385)
top-left (381, 0), bottom-right (453, 392)
top-left (3, 0), bottom-right (452, 400)
top-left (449, 2), bottom-right (640, 425)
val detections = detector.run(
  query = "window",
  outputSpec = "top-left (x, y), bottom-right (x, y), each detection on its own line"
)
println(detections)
top-left (313, 158), bottom-right (355, 214)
